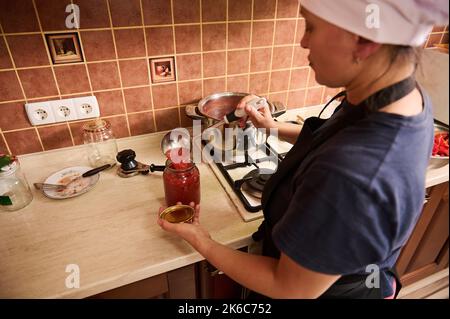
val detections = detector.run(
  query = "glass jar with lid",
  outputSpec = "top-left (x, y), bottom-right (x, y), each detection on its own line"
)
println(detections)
top-left (82, 119), bottom-right (118, 167)
top-left (0, 154), bottom-right (33, 212)
top-left (163, 159), bottom-right (200, 206)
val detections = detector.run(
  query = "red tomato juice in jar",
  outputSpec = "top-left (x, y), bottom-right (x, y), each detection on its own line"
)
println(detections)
top-left (163, 158), bottom-right (200, 206)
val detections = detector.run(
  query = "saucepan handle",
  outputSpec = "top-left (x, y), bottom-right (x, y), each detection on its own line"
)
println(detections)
top-left (269, 101), bottom-right (287, 118)
top-left (185, 104), bottom-right (206, 120)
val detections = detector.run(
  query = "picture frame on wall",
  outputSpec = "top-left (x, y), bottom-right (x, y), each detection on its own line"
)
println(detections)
top-left (150, 57), bottom-right (176, 83)
top-left (46, 33), bottom-right (83, 64)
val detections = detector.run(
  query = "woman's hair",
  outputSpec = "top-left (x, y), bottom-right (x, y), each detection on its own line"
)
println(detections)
top-left (362, 45), bottom-right (422, 112)
top-left (387, 45), bottom-right (423, 71)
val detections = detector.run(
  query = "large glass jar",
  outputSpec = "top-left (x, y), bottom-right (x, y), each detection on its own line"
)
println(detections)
top-left (163, 159), bottom-right (200, 206)
top-left (0, 155), bottom-right (33, 212)
top-left (82, 119), bottom-right (118, 167)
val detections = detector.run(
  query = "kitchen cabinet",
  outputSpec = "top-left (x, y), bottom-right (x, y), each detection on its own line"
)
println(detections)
top-left (88, 261), bottom-right (244, 299)
top-left (89, 264), bottom-right (197, 299)
top-left (197, 261), bottom-right (244, 299)
top-left (396, 182), bottom-right (449, 286)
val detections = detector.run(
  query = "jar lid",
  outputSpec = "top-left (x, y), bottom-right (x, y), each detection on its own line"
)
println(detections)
top-left (159, 204), bottom-right (195, 223)
top-left (0, 154), bottom-right (18, 176)
top-left (83, 119), bottom-right (111, 133)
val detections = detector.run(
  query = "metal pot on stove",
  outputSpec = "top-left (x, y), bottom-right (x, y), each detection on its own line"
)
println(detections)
top-left (185, 92), bottom-right (286, 152)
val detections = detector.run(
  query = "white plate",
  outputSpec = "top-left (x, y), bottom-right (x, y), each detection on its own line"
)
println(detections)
top-left (43, 166), bottom-right (99, 200)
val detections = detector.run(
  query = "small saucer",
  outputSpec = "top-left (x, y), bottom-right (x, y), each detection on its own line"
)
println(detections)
top-left (43, 166), bottom-right (99, 200)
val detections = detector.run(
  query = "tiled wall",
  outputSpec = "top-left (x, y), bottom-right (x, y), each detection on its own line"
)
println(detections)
top-left (0, 0), bottom-right (448, 155)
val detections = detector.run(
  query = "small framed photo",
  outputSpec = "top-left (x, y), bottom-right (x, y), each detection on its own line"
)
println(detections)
top-left (150, 57), bottom-right (176, 83)
top-left (46, 33), bottom-right (83, 64)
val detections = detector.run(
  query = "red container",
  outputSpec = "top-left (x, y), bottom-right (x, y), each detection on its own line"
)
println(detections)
top-left (163, 159), bottom-right (200, 206)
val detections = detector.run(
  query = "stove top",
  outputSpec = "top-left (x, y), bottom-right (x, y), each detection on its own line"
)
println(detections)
top-left (207, 135), bottom-right (293, 213)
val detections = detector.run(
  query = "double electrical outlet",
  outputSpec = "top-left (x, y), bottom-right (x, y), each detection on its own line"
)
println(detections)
top-left (25, 96), bottom-right (100, 125)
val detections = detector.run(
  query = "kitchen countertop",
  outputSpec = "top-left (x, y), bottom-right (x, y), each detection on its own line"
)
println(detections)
top-left (0, 105), bottom-right (448, 298)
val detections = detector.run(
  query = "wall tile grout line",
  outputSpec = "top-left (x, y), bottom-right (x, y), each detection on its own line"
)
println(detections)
top-left (70, 0), bottom-right (95, 98)
top-left (246, 0), bottom-right (255, 94)
top-left (170, 0), bottom-right (181, 129)
top-left (64, 0), bottom-right (87, 146)
top-left (0, 128), bottom-right (12, 154)
top-left (285, 3), bottom-right (302, 108)
top-left (224, 0), bottom-right (229, 91)
top-left (4, 28), bottom-right (449, 38)
top-left (199, 0), bottom-right (204, 101)
top-left (31, 0), bottom-right (64, 151)
top-left (438, 31), bottom-right (445, 45)
top-left (139, 0), bottom-right (158, 133)
top-left (0, 17), bottom-right (311, 37)
top-left (105, 0), bottom-right (131, 137)
top-left (267, 0), bottom-right (278, 98)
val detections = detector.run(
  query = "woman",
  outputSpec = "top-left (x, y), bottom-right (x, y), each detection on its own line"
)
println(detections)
top-left (158, 0), bottom-right (448, 298)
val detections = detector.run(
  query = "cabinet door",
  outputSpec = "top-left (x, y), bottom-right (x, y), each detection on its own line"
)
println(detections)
top-left (197, 260), bottom-right (244, 299)
top-left (88, 273), bottom-right (168, 299)
top-left (396, 182), bottom-right (449, 286)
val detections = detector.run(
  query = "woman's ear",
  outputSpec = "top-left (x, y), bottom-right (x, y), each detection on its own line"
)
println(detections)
top-left (354, 37), bottom-right (382, 61)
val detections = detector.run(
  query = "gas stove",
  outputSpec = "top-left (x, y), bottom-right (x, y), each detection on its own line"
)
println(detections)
top-left (205, 134), bottom-right (293, 219)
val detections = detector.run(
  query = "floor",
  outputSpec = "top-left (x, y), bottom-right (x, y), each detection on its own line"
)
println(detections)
top-left (398, 268), bottom-right (449, 299)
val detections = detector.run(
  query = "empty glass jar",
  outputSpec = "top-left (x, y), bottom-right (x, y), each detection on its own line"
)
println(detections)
top-left (0, 155), bottom-right (33, 212)
top-left (83, 119), bottom-right (118, 167)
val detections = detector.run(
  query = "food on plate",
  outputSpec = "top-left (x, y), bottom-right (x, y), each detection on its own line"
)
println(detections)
top-left (432, 132), bottom-right (449, 157)
top-left (56, 173), bottom-right (91, 196)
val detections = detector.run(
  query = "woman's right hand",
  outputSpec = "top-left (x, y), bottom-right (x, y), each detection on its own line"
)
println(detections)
top-left (236, 95), bottom-right (277, 129)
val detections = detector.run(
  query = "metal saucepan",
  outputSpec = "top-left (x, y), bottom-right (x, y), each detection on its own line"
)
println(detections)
top-left (185, 92), bottom-right (286, 127)
top-left (185, 92), bottom-right (286, 151)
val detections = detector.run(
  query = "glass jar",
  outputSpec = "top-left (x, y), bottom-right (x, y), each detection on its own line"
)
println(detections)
top-left (82, 119), bottom-right (118, 167)
top-left (0, 155), bottom-right (33, 212)
top-left (163, 159), bottom-right (200, 206)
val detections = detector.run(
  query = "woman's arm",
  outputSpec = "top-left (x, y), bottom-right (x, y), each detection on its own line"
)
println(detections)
top-left (200, 238), bottom-right (340, 298)
top-left (236, 95), bottom-right (302, 144)
top-left (157, 204), bottom-right (340, 298)
top-left (272, 121), bottom-right (302, 145)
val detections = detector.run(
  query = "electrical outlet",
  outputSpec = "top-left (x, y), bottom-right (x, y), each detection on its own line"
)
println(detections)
top-left (50, 98), bottom-right (77, 122)
top-left (25, 101), bottom-right (56, 125)
top-left (25, 95), bottom-right (101, 126)
top-left (73, 96), bottom-right (100, 119)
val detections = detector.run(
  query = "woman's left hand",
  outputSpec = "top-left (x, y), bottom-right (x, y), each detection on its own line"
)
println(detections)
top-left (157, 202), bottom-right (212, 251)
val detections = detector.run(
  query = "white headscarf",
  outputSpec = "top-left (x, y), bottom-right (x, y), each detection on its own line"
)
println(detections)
top-left (300, 0), bottom-right (449, 46)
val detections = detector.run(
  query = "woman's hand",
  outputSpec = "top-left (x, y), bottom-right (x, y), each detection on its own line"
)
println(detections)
top-left (157, 202), bottom-right (212, 252)
top-left (236, 95), bottom-right (277, 130)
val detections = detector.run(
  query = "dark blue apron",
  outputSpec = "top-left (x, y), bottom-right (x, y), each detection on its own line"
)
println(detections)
top-left (252, 76), bottom-right (417, 299)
